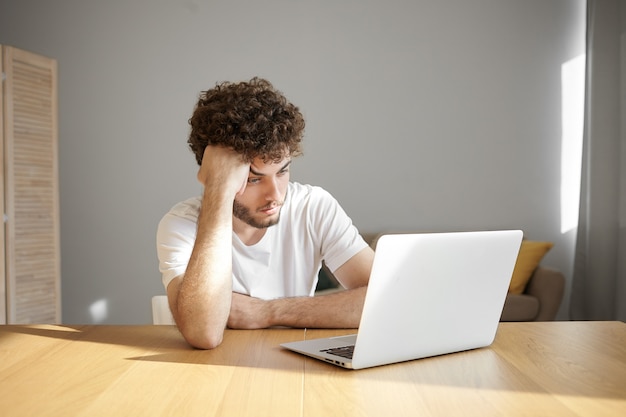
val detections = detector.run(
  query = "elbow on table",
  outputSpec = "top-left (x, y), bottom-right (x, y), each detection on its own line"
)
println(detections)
top-left (181, 327), bottom-right (225, 350)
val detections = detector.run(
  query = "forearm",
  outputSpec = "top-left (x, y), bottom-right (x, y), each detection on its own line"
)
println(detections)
top-left (171, 145), bottom-right (251, 349)
top-left (173, 189), bottom-right (234, 349)
top-left (269, 286), bottom-right (367, 329)
top-left (228, 288), bottom-right (367, 330)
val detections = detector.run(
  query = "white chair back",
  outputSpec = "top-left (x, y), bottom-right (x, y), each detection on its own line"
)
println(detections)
top-left (151, 295), bottom-right (175, 325)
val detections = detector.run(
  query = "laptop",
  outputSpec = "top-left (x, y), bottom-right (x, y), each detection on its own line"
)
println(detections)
top-left (281, 230), bottom-right (523, 369)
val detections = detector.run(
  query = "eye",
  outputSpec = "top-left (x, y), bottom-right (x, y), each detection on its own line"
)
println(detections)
top-left (248, 177), bottom-right (261, 184)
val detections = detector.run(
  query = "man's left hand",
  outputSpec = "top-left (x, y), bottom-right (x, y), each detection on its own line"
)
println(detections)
top-left (227, 293), bottom-right (272, 329)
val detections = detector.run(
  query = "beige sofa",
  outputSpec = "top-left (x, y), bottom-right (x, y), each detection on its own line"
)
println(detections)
top-left (500, 266), bottom-right (564, 321)
top-left (316, 232), bottom-right (565, 322)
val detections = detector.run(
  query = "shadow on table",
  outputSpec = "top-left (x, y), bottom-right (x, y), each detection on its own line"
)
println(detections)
top-left (2, 325), bottom-right (304, 371)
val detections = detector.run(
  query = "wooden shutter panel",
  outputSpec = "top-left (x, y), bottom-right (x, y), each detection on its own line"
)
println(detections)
top-left (2, 46), bottom-right (61, 323)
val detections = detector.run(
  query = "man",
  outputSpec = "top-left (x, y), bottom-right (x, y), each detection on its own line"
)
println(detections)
top-left (157, 78), bottom-right (374, 349)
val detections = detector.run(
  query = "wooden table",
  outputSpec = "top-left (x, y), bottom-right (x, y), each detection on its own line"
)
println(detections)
top-left (0, 322), bottom-right (624, 416)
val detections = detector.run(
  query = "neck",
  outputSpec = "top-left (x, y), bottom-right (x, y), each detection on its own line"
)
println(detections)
top-left (233, 216), bottom-right (267, 246)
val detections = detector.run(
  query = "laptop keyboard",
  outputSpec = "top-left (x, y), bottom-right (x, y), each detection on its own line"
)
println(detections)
top-left (320, 345), bottom-right (355, 359)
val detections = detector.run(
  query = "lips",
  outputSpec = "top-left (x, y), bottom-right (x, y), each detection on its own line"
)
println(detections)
top-left (259, 203), bottom-right (282, 215)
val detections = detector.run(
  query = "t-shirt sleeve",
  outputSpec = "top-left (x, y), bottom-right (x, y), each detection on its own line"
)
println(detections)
top-left (156, 211), bottom-right (197, 290)
top-left (308, 187), bottom-right (368, 273)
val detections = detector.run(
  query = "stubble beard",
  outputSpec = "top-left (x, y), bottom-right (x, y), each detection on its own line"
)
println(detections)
top-left (233, 200), bottom-right (282, 229)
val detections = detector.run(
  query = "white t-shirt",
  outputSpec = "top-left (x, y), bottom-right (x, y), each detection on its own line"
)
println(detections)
top-left (156, 182), bottom-right (367, 299)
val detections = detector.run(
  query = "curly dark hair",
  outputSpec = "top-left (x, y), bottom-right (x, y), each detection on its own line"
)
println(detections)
top-left (188, 77), bottom-right (305, 165)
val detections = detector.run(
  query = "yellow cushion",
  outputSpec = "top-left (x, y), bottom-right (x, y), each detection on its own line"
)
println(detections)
top-left (508, 240), bottom-right (554, 294)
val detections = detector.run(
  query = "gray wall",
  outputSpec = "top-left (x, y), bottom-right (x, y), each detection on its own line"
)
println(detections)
top-left (0, 0), bottom-right (586, 323)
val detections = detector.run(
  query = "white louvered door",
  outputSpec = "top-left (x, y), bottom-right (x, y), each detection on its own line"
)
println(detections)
top-left (1, 45), bottom-right (61, 324)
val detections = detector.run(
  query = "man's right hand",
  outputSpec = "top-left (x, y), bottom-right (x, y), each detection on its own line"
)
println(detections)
top-left (196, 145), bottom-right (250, 197)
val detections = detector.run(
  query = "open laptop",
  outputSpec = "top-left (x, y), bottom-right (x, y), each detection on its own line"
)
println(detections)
top-left (281, 230), bottom-right (523, 369)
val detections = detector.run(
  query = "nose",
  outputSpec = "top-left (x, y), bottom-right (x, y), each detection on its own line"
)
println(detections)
top-left (265, 177), bottom-right (282, 201)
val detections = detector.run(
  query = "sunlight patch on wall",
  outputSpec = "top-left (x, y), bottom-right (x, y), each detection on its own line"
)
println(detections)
top-left (561, 54), bottom-right (586, 234)
top-left (89, 299), bottom-right (109, 323)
